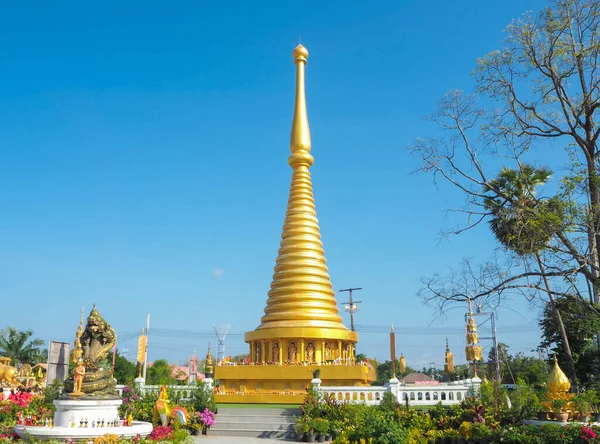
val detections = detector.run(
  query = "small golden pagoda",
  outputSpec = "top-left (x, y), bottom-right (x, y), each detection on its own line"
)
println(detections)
top-left (444, 338), bottom-right (454, 373)
top-left (465, 302), bottom-right (482, 368)
top-left (215, 45), bottom-right (376, 403)
top-left (399, 354), bottom-right (407, 374)
top-left (546, 356), bottom-right (574, 402)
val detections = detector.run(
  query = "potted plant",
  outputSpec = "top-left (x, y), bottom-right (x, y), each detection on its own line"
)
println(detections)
top-left (580, 390), bottom-right (600, 423)
top-left (551, 399), bottom-right (569, 423)
top-left (294, 416), bottom-right (309, 442)
top-left (305, 418), bottom-right (320, 443)
top-left (573, 396), bottom-right (591, 423)
top-left (312, 418), bottom-right (329, 443)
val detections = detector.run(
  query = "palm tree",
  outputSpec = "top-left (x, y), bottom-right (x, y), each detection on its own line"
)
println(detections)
top-left (483, 164), bottom-right (577, 386)
top-left (0, 327), bottom-right (45, 366)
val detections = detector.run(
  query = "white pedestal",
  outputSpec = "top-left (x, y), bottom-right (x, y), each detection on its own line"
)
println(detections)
top-left (204, 378), bottom-right (214, 390)
top-left (53, 399), bottom-right (122, 427)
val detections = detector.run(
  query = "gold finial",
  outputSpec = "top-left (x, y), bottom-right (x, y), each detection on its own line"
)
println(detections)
top-left (290, 44), bottom-right (312, 163)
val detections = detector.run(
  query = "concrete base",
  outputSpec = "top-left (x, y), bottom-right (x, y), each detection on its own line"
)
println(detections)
top-left (14, 421), bottom-right (153, 441)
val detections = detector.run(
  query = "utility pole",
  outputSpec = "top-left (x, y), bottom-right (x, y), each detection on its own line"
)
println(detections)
top-left (339, 288), bottom-right (362, 332)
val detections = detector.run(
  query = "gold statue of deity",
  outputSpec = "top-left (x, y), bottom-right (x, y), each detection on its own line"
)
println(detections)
top-left (63, 306), bottom-right (118, 397)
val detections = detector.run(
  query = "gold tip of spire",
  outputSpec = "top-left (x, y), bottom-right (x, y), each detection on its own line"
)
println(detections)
top-left (290, 44), bottom-right (312, 160)
top-left (292, 44), bottom-right (309, 62)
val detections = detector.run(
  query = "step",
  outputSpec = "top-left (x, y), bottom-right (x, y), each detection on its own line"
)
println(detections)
top-left (209, 407), bottom-right (301, 439)
top-left (208, 429), bottom-right (296, 439)
top-left (216, 408), bottom-right (300, 417)
top-left (210, 425), bottom-right (294, 430)
top-left (215, 415), bottom-right (296, 423)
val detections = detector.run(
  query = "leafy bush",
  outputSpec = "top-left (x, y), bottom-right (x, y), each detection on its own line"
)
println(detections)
top-left (189, 383), bottom-right (216, 414)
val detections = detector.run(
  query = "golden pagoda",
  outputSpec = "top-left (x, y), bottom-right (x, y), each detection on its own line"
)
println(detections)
top-left (465, 302), bottom-right (482, 363)
top-left (546, 356), bottom-right (574, 401)
top-left (444, 338), bottom-right (454, 373)
top-left (214, 45), bottom-right (376, 403)
top-left (399, 354), bottom-right (406, 374)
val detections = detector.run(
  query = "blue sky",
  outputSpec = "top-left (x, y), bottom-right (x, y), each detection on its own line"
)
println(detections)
top-left (0, 0), bottom-right (552, 369)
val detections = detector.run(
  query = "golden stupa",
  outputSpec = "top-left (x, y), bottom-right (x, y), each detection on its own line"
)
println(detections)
top-left (465, 302), bottom-right (482, 362)
top-left (444, 338), bottom-right (454, 373)
top-left (546, 356), bottom-right (573, 401)
top-left (214, 45), bottom-right (376, 403)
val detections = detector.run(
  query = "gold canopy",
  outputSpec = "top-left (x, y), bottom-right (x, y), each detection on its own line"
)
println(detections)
top-left (245, 45), bottom-right (356, 345)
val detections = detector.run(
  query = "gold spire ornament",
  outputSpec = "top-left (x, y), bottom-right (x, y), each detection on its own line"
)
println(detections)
top-left (137, 330), bottom-right (147, 377)
top-left (399, 354), bottom-right (407, 373)
top-left (465, 302), bottom-right (482, 362)
top-left (444, 338), bottom-right (455, 373)
top-left (245, 44), bottom-right (357, 356)
top-left (205, 343), bottom-right (214, 378)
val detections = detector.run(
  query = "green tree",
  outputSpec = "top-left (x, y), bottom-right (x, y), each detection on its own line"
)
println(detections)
top-left (146, 359), bottom-right (175, 385)
top-left (483, 164), bottom-right (576, 384)
top-left (540, 297), bottom-right (600, 386)
top-left (374, 360), bottom-right (416, 385)
top-left (411, 0), bottom-right (600, 363)
top-left (113, 352), bottom-right (138, 385)
top-left (0, 327), bottom-right (45, 366)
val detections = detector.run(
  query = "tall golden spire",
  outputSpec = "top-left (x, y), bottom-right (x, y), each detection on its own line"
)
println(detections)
top-left (246, 45), bottom-right (355, 345)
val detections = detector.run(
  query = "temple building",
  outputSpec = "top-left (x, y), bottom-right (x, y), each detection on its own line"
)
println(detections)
top-left (214, 45), bottom-right (376, 403)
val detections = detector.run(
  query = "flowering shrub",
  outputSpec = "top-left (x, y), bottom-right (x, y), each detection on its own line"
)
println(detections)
top-left (197, 408), bottom-right (215, 428)
top-left (150, 425), bottom-right (174, 441)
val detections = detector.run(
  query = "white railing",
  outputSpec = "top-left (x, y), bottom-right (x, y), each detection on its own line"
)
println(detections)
top-left (116, 383), bottom-right (200, 402)
top-left (316, 377), bottom-right (481, 407)
top-left (117, 376), bottom-right (480, 407)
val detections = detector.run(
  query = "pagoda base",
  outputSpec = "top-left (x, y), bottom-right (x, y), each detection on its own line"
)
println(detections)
top-left (215, 363), bottom-right (376, 404)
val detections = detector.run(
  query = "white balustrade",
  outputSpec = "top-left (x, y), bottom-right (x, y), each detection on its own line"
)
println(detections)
top-left (116, 377), bottom-right (480, 408)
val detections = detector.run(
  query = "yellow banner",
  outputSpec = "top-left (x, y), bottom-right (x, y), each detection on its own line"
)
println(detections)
top-left (137, 335), bottom-right (147, 364)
